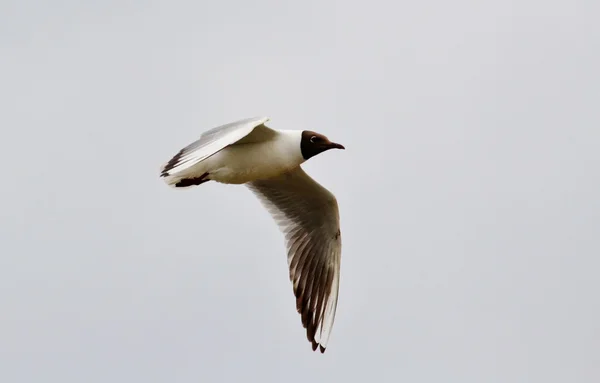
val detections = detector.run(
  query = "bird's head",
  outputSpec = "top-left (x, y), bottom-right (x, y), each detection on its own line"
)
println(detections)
top-left (300, 130), bottom-right (345, 160)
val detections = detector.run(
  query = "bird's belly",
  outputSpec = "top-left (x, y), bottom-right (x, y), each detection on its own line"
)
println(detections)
top-left (207, 143), bottom-right (300, 184)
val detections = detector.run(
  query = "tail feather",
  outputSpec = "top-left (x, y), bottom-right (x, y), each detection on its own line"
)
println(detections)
top-left (160, 163), bottom-right (210, 188)
top-left (159, 139), bottom-right (213, 188)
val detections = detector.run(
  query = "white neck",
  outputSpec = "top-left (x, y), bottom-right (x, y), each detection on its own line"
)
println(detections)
top-left (275, 129), bottom-right (305, 164)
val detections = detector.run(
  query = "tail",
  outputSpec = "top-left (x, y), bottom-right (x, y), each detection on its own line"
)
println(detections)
top-left (159, 143), bottom-right (214, 188)
top-left (159, 160), bottom-right (210, 188)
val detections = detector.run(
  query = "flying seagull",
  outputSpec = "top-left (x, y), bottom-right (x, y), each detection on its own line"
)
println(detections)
top-left (159, 116), bottom-right (345, 353)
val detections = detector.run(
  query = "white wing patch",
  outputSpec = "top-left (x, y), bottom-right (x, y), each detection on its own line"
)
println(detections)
top-left (159, 116), bottom-right (270, 180)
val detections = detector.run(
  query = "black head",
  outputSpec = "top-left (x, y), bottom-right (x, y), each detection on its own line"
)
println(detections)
top-left (300, 130), bottom-right (345, 160)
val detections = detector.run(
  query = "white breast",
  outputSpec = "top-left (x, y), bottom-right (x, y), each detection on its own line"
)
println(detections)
top-left (206, 130), bottom-right (305, 184)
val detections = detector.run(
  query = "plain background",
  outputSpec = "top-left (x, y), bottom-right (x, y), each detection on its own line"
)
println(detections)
top-left (1, 1), bottom-right (599, 382)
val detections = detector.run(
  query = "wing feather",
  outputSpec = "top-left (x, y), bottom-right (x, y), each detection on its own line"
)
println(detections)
top-left (247, 166), bottom-right (342, 353)
top-left (159, 116), bottom-right (271, 178)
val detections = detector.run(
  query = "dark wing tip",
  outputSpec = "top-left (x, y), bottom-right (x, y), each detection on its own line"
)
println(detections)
top-left (319, 345), bottom-right (326, 353)
top-left (160, 149), bottom-right (185, 176)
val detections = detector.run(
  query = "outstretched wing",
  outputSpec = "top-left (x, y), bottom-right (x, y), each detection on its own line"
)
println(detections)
top-left (159, 116), bottom-right (272, 178)
top-left (247, 166), bottom-right (342, 353)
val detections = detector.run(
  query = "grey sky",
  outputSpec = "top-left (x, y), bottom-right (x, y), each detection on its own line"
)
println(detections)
top-left (1, 0), bottom-right (599, 382)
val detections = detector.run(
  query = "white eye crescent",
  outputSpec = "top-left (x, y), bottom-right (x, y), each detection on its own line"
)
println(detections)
top-left (310, 136), bottom-right (318, 143)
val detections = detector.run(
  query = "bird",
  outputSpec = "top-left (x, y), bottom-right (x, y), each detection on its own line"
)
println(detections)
top-left (159, 116), bottom-right (345, 353)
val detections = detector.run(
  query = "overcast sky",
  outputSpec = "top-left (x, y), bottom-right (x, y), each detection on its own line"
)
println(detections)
top-left (1, 1), bottom-right (599, 382)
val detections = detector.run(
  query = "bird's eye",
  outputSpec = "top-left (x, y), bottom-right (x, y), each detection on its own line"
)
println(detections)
top-left (310, 136), bottom-right (319, 143)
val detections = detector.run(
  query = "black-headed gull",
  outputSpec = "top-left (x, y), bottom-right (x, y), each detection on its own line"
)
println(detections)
top-left (159, 117), bottom-right (345, 353)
